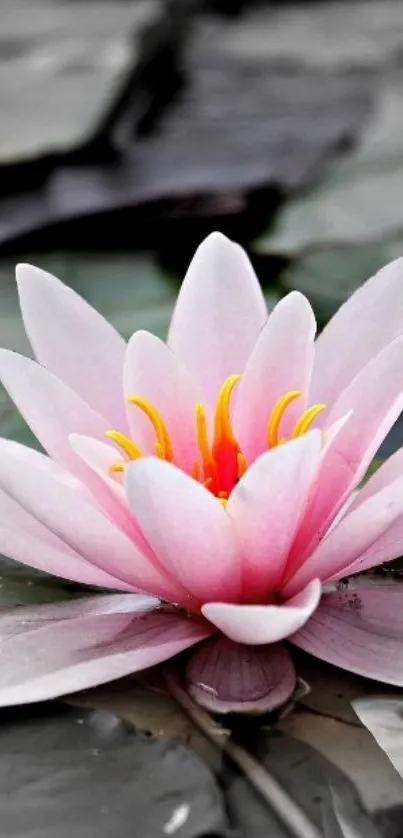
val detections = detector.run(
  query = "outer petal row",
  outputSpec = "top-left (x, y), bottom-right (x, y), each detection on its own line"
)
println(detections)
top-left (292, 581), bottom-right (403, 688)
top-left (0, 598), bottom-right (209, 706)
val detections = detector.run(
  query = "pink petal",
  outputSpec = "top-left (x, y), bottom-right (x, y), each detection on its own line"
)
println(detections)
top-left (167, 233), bottom-right (267, 404)
top-left (0, 438), bottom-right (86, 493)
top-left (0, 486), bottom-right (133, 590)
top-left (123, 331), bottom-right (202, 472)
top-left (125, 458), bottom-right (242, 604)
top-left (17, 264), bottom-right (127, 430)
top-left (0, 438), bottom-right (189, 605)
top-left (0, 599), bottom-right (210, 705)
top-left (227, 433), bottom-right (321, 601)
top-left (0, 594), bottom-right (159, 638)
top-left (201, 579), bottom-right (321, 645)
top-left (69, 434), bottom-right (154, 558)
top-left (0, 350), bottom-right (109, 474)
top-left (234, 292), bottom-right (316, 461)
top-left (323, 447), bottom-right (403, 578)
top-left (0, 352), bottom-right (140, 538)
top-left (291, 580), bottom-right (403, 687)
top-left (310, 257), bottom-right (403, 407)
top-left (286, 336), bottom-right (403, 570)
top-left (185, 635), bottom-right (296, 713)
top-left (285, 476), bottom-right (403, 593)
top-left (69, 434), bottom-right (127, 499)
top-left (348, 447), bottom-right (403, 514)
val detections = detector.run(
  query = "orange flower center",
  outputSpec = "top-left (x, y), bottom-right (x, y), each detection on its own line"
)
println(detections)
top-left (106, 376), bottom-right (326, 505)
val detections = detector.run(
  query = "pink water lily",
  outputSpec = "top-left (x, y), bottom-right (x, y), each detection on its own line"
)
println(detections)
top-left (1, 233), bottom-right (403, 712)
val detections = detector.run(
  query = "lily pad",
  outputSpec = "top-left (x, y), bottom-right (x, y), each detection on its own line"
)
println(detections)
top-left (279, 657), bottom-right (403, 818)
top-left (224, 728), bottom-right (382, 838)
top-left (217, 2), bottom-right (403, 72)
top-left (0, 0), bottom-right (160, 162)
top-left (353, 696), bottom-right (403, 780)
top-left (277, 240), bottom-right (403, 325)
top-left (0, 561), bottom-right (81, 607)
top-left (253, 65), bottom-right (403, 329)
top-left (0, 704), bottom-right (227, 837)
top-left (0, 5), bottom-right (372, 249)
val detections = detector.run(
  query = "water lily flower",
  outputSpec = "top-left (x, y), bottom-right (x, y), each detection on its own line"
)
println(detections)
top-left (0, 233), bottom-right (403, 713)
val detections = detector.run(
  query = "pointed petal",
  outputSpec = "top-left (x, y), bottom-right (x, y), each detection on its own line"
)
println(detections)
top-left (123, 331), bottom-right (202, 472)
top-left (125, 458), bottom-right (241, 604)
top-left (69, 434), bottom-right (154, 559)
top-left (185, 635), bottom-right (296, 713)
top-left (310, 257), bottom-right (403, 406)
top-left (202, 580), bottom-right (321, 645)
top-left (0, 600), bottom-right (210, 705)
top-left (17, 263), bottom-right (127, 429)
top-left (291, 580), bottom-right (403, 687)
top-left (0, 438), bottom-right (86, 493)
top-left (0, 350), bottom-right (109, 474)
top-left (0, 594), bottom-right (159, 635)
top-left (0, 485), bottom-right (133, 590)
top-left (168, 233), bottom-right (267, 403)
top-left (348, 447), bottom-right (403, 513)
top-left (0, 438), bottom-right (188, 604)
top-left (287, 336), bottom-right (403, 569)
top-left (286, 476), bottom-right (403, 593)
top-left (0, 351), bottom-right (137, 534)
top-left (234, 292), bottom-right (316, 460)
top-left (227, 433), bottom-right (321, 601)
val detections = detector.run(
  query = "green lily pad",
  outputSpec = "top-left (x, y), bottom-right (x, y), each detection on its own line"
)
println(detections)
top-left (253, 69), bottom-right (403, 325)
top-left (0, 559), bottom-right (83, 607)
top-left (0, 0), bottom-right (160, 162)
top-left (0, 704), bottom-right (227, 838)
top-left (254, 67), bottom-right (403, 259)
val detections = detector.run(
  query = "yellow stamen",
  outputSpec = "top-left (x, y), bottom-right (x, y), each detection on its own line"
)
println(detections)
top-left (128, 396), bottom-right (174, 462)
top-left (109, 462), bottom-right (125, 473)
top-left (196, 403), bottom-right (215, 469)
top-left (154, 441), bottom-right (165, 459)
top-left (218, 498), bottom-right (228, 508)
top-left (291, 403), bottom-right (326, 438)
top-left (105, 430), bottom-right (143, 460)
top-left (237, 452), bottom-right (247, 479)
top-left (213, 374), bottom-right (241, 449)
top-left (267, 391), bottom-right (301, 448)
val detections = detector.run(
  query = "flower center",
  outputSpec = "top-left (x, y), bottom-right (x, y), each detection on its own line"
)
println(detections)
top-left (106, 377), bottom-right (326, 504)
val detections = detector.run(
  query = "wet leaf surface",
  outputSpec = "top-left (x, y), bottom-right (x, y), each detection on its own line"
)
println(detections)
top-left (0, 703), bottom-right (228, 838)
top-left (70, 653), bottom-right (403, 833)
top-left (216, 2), bottom-right (403, 72)
top-left (0, 5), bottom-right (371, 249)
top-left (223, 727), bottom-right (382, 838)
top-left (0, 560), bottom-right (82, 607)
top-left (353, 697), bottom-right (403, 780)
top-left (0, 0), bottom-right (160, 162)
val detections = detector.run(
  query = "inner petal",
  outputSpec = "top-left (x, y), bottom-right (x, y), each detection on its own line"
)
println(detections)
top-left (106, 377), bottom-right (326, 508)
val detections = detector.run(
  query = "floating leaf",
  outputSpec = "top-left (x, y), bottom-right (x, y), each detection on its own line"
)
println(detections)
top-left (322, 786), bottom-right (381, 838)
top-left (0, 1), bottom-right (161, 162)
top-left (0, 704), bottom-right (227, 837)
top-left (224, 729), bottom-right (381, 838)
top-left (352, 697), bottom-right (403, 780)
top-left (0, 556), bottom-right (85, 607)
